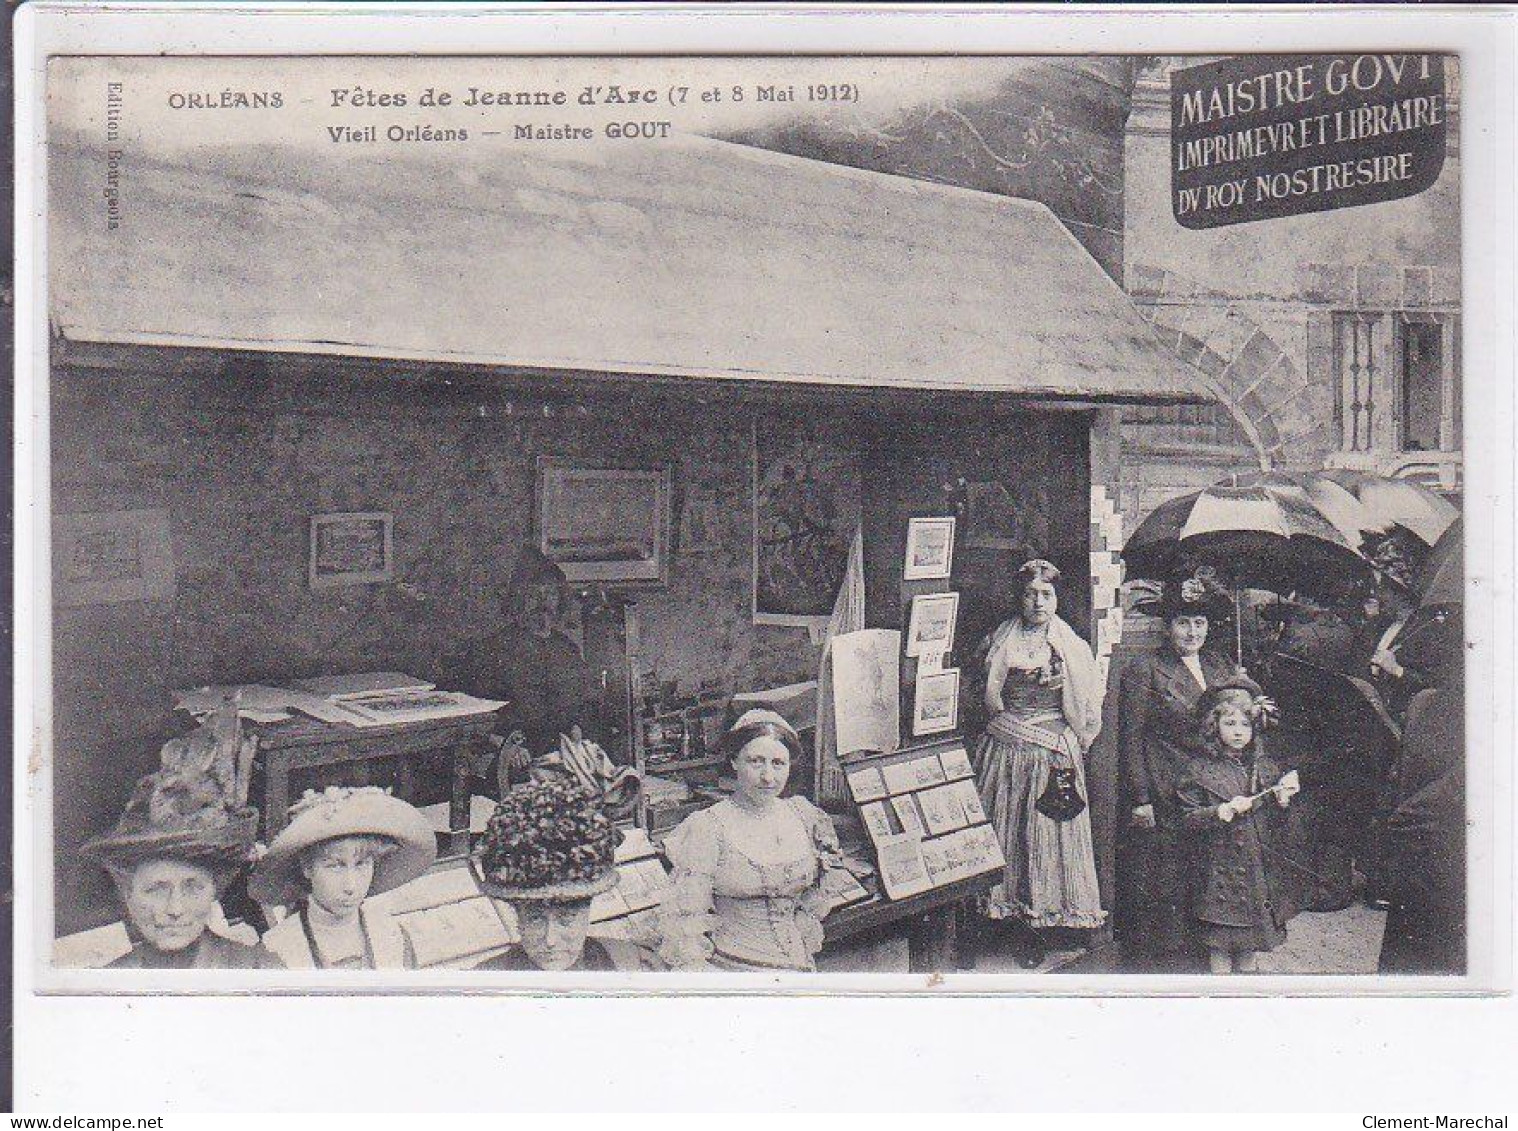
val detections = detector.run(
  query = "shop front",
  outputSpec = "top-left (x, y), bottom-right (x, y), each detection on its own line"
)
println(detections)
top-left (49, 130), bottom-right (1206, 963)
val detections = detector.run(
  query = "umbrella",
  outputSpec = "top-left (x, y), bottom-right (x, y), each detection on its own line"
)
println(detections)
top-left (1393, 517), bottom-right (1463, 681)
top-left (1124, 477), bottom-right (1373, 662)
top-left (1222, 471), bottom-right (1379, 549)
top-left (1124, 480), bottom-right (1369, 595)
top-left (1414, 515), bottom-right (1463, 608)
top-left (1319, 469), bottom-right (1459, 546)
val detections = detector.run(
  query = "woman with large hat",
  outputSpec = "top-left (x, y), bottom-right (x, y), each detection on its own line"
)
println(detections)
top-left (1114, 571), bottom-right (1237, 971)
top-left (249, 786), bottom-right (436, 970)
top-left (80, 707), bottom-right (282, 970)
top-left (473, 778), bottom-right (654, 971)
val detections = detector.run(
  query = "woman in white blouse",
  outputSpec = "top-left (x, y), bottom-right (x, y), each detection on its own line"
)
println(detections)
top-left (658, 710), bottom-right (850, 972)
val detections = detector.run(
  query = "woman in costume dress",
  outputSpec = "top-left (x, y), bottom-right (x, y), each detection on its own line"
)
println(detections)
top-left (971, 559), bottom-right (1106, 966)
top-left (658, 710), bottom-right (854, 972)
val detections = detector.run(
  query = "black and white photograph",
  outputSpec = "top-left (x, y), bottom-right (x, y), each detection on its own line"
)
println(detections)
top-left (905, 590), bottom-right (960, 658)
top-left (12, 0), bottom-right (1518, 1115)
top-left (31, 41), bottom-right (1483, 984)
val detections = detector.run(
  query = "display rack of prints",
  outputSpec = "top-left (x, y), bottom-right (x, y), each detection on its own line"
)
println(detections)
top-left (588, 827), bottom-right (671, 942)
top-left (840, 737), bottom-right (1004, 900)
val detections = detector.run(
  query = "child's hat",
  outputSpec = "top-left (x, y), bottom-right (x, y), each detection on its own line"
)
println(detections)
top-left (1195, 674), bottom-right (1265, 719)
top-left (247, 786), bottom-right (437, 907)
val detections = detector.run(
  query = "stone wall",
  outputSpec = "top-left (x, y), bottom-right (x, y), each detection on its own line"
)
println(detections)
top-left (1120, 57), bottom-right (1462, 520)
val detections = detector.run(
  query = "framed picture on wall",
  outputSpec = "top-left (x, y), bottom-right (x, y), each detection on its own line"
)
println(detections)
top-left (905, 590), bottom-right (960, 657)
top-left (903, 516), bottom-right (956, 580)
top-left (912, 668), bottom-right (961, 737)
top-left (309, 512), bottom-right (393, 588)
top-left (56, 509), bottom-right (176, 606)
top-left (536, 458), bottom-right (672, 586)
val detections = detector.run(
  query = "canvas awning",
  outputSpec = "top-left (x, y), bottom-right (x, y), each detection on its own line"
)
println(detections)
top-left (50, 128), bottom-right (1207, 402)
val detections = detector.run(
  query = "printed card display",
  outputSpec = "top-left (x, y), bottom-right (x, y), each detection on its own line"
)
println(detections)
top-left (881, 755), bottom-right (947, 794)
top-left (916, 784), bottom-right (970, 836)
top-left (860, 801), bottom-right (895, 843)
top-left (949, 778), bottom-right (988, 824)
top-left (891, 794), bottom-right (926, 838)
top-left (937, 744), bottom-right (975, 781)
top-left (963, 824), bottom-right (1006, 873)
top-left (912, 668), bottom-right (961, 736)
top-left (874, 833), bottom-right (932, 900)
top-left (846, 764), bottom-right (888, 803)
top-left (905, 590), bottom-right (960, 657)
top-left (920, 837), bottom-right (956, 886)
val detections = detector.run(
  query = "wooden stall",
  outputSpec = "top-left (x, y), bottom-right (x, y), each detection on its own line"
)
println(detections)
top-left (48, 129), bottom-right (1207, 961)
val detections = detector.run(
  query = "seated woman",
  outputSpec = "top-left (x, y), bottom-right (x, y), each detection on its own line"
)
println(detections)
top-left (81, 709), bottom-right (282, 970)
top-left (248, 786), bottom-right (436, 970)
top-left (658, 710), bottom-right (854, 972)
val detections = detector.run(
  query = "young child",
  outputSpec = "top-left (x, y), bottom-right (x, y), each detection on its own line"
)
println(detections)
top-left (1177, 677), bottom-right (1301, 974)
top-left (248, 786), bottom-right (436, 970)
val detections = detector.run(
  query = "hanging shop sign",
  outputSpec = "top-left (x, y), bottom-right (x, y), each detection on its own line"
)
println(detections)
top-left (1171, 53), bottom-right (1447, 229)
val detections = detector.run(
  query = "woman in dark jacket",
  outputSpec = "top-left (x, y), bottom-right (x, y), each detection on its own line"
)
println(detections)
top-left (1378, 608), bottom-right (1465, 976)
top-left (1115, 577), bottom-right (1235, 970)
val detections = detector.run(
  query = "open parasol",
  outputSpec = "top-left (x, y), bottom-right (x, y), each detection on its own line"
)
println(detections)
top-left (1124, 474), bottom-right (1373, 662)
top-left (1413, 515), bottom-right (1463, 609)
top-left (1393, 517), bottom-right (1463, 676)
top-left (1318, 469), bottom-right (1459, 547)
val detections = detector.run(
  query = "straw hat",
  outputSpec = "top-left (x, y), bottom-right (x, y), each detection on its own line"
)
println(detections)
top-left (247, 786), bottom-right (437, 907)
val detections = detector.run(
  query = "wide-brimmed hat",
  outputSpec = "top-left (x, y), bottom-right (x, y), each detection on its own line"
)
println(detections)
top-left (1140, 570), bottom-right (1231, 622)
top-left (1194, 674), bottom-right (1276, 729)
top-left (474, 779), bottom-right (618, 903)
top-left (472, 858), bottom-right (619, 904)
top-left (247, 786), bottom-right (437, 907)
top-left (80, 789), bottom-right (260, 876)
top-left (80, 718), bottom-right (260, 878)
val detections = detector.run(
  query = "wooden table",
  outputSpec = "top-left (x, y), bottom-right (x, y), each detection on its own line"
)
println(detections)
top-left (249, 713), bottom-right (500, 857)
top-left (824, 872), bottom-right (997, 972)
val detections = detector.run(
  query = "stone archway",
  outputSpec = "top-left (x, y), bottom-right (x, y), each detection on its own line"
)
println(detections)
top-left (1128, 263), bottom-right (1335, 472)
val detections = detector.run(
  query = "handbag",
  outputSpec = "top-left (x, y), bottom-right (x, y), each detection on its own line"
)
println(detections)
top-left (1035, 765), bottom-right (1087, 822)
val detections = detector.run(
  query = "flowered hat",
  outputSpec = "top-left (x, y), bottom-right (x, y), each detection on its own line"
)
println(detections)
top-left (247, 786), bottom-right (438, 907)
top-left (1194, 674), bottom-right (1278, 731)
top-left (474, 779), bottom-right (619, 902)
top-left (80, 705), bottom-right (260, 879)
top-left (1151, 568), bottom-right (1231, 622)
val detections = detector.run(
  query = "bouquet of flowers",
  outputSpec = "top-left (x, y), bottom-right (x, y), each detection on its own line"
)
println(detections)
top-left (478, 778), bottom-right (616, 891)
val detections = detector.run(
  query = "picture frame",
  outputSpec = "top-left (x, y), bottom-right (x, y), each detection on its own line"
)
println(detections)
top-left (55, 509), bottom-right (176, 606)
top-left (904, 590), bottom-right (960, 657)
top-left (309, 512), bottom-right (393, 589)
top-left (903, 516), bottom-right (956, 580)
top-left (536, 457), bottom-right (672, 587)
top-left (912, 668), bottom-right (962, 736)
